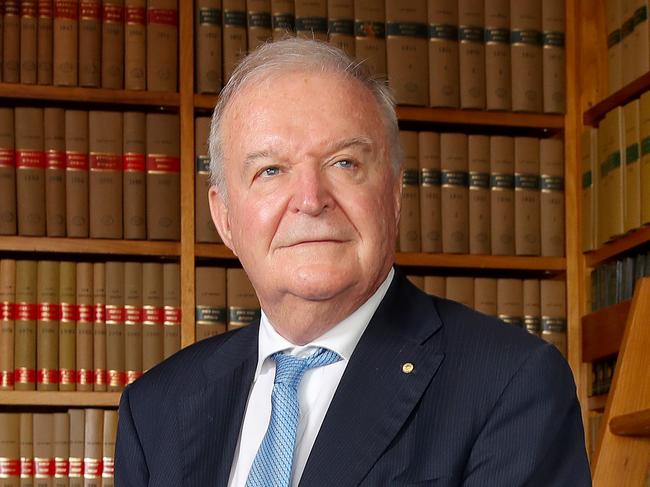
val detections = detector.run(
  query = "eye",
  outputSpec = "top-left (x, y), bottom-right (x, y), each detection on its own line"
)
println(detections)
top-left (259, 166), bottom-right (280, 178)
top-left (334, 159), bottom-right (355, 169)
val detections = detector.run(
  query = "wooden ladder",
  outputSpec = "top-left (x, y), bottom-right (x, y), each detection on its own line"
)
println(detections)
top-left (592, 278), bottom-right (650, 486)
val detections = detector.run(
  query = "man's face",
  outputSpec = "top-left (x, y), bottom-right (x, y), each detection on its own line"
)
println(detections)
top-left (209, 71), bottom-right (401, 316)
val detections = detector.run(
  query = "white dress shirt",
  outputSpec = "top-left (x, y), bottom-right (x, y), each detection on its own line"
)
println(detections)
top-left (227, 268), bottom-right (395, 487)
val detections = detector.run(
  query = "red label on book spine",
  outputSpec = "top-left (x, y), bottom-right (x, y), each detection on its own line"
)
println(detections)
top-left (0, 370), bottom-right (15, 387)
top-left (105, 305), bottom-right (124, 323)
top-left (125, 306), bottom-right (142, 323)
top-left (76, 368), bottom-right (94, 385)
top-left (20, 457), bottom-right (34, 477)
top-left (126, 5), bottom-right (146, 24)
top-left (15, 367), bottom-right (35, 384)
top-left (102, 457), bottom-right (114, 477)
top-left (66, 152), bottom-right (89, 170)
top-left (38, 303), bottom-right (61, 321)
top-left (21, 1), bottom-right (38, 17)
top-left (80, 0), bottom-right (100, 19)
top-left (16, 303), bottom-right (37, 321)
top-left (53, 0), bottom-right (77, 19)
top-left (46, 150), bottom-right (66, 170)
top-left (1, 302), bottom-right (15, 320)
top-left (59, 368), bottom-right (75, 385)
top-left (60, 302), bottom-right (77, 322)
top-left (37, 368), bottom-right (60, 384)
top-left (103, 3), bottom-right (123, 22)
top-left (123, 153), bottom-right (145, 172)
top-left (127, 370), bottom-right (143, 384)
top-left (94, 369), bottom-right (106, 386)
top-left (164, 306), bottom-right (181, 325)
top-left (39, 0), bottom-right (53, 17)
top-left (90, 153), bottom-right (122, 171)
top-left (55, 458), bottom-right (69, 477)
top-left (143, 306), bottom-right (163, 324)
top-left (16, 150), bottom-right (46, 169)
top-left (147, 155), bottom-right (180, 173)
top-left (4, 1), bottom-right (20, 15)
top-left (94, 303), bottom-right (105, 323)
top-left (68, 457), bottom-right (83, 477)
top-left (77, 303), bottom-right (93, 322)
top-left (147, 8), bottom-right (177, 26)
top-left (0, 458), bottom-right (20, 477)
top-left (34, 458), bottom-right (55, 477)
top-left (84, 458), bottom-right (102, 478)
top-left (0, 148), bottom-right (15, 167)
top-left (108, 370), bottom-right (126, 387)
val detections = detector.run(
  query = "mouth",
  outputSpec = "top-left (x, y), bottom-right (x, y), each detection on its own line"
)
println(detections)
top-left (284, 239), bottom-right (345, 247)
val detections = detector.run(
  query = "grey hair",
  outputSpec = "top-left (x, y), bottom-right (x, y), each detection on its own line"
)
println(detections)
top-left (207, 37), bottom-right (402, 197)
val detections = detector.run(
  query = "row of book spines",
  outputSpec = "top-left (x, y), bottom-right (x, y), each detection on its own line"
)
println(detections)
top-left (407, 275), bottom-right (567, 356)
top-left (398, 131), bottom-right (565, 256)
top-left (0, 107), bottom-right (180, 240)
top-left (589, 249), bottom-right (649, 312)
top-left (588, 412), bottom-right (604, 462)
top-left (589, 354), bottom-right (617, 397)
top-left (0, 259), bottom-right (181, 391)
top-left (2, 0), bottom-right (178, 91)
top-left (0, 409), bottom-right (117, 481)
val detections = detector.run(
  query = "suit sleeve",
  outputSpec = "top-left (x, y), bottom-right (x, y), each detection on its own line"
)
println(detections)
top-left (462, 342), bottom-right (592, 487)
top-left (115, 385), bottom-right (150, 487)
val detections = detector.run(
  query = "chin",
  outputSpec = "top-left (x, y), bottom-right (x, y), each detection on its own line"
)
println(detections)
top-left (289, 264), bottom-right (357, 301)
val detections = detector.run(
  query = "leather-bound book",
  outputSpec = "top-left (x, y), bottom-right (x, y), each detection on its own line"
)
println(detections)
top-left (542, 0), bottom-right (565, 113)
top-left (399, 131), bottom-right (421, 252)
top-left (14, 260), bottom-right (38, 391)
top-left (223, 0), bottom-right (247, 81)
top-left (53, 0), bottom-right (78, 86)
top-left (445, 276), bottom-right (473, 308)
top-left (92, 262), bottom-right (106, 391)
top-left (64, 110), bottom-right (89, 238)
top-left (540, 138), bottom-right (565, 256)
top-left (89, 111), bottom-right (123, 239)
top-left (328, 0), bottom-right (354, 57)
top-left (226, 268), bottom-right (260, 330)
top-left (497, 278), bottom-right (523, 327)
top-left (101, 0), bottom-right (125, 89)
top-left (59, 261), bottom-right (76, 391)
top-left (427, 0), bottom-right (459, 108)
top-left (102, 410), bottom-right (118, 486)
top-left (124, 262), bottom-right (143, 384)
top-left (195, 117), bottom-right (220, 243)
top-left (146, 0), bottom-right (178, 91)
top-left (15, 106), bottom-right (46, 236)
top-left (406, 275), bottom-right (424, 290)
top-left (473, 277), bottom-right (497, 316)
top-left (641, 91), bottom-right (650, 226)
top-left (142, 263), bottom-right (163, 372)
top-left (440, 133), bottom-right (469, 253)
top-left (541, 279), bottom-right (566, 357)
top-left (20, 413), bottom-right (35, 483)
top-left (68, 409), bottom-right (84, 487)
top-left (33, 413), bottom-right (54, 484)
top-left (581, 127), bottom-right (597, 251)
top-left (0, 413), bottom-right (20, 483)
top-left (510, 0), bottom-right (542, 112)
top-left (146, 113), bottom-right (180, 241)
top-left (419, 131), bottom-right (441, 252)
top-left (124, 0), bottom-right (146, 90)
top-left (248, 0), bottom-right (272, 51)
top-left (195, 0), bottom-right (222, 93)
top-left (195, 266), bottom-right (227, 341)
top-left (123, 112), bottom-right (146, 240)
top-left (0, 259), bottom-right (16, 390)
top-left (485, 0), bottom-right (511, 110)
top-left (3, 0), bottom-right (20, 82)
top-left (458, 0), bottom-right (485, 109)
top-left (36, 260), bottom-right (60, 391)
top-left (623, 99), bottom-right (641, 233)
top-left (489, 135), bottom-right (514, 255)
top-left (354, 0), bottom-right (385, 78)
top-left (523, 278), bottom-right (540, 336)
top-left (621, 0), bottom-right (635, 87)
top-left (271, 0), bottom-right (294, 40)
top-left (294, 0), bottom-right (326, 41)
top-left (468, 135), bottom-right (490, 255)
top-left (0, 107), bottom-right (16, 235)
top-left (514, 136), bottom-right (540, 256)
top-left (78, 0), bottom-right (101, 87)
top-left (37, 0), bottom-right (54, 84)
top-left (423, 276), bottom-right (445, 297)
top-left (163, 263), bottom-right (180, 359)
top-left (75, 262), bottom-right (93, 391)
top-left (53, 412), bottom-right (70, 484)
top-left (83, 409), bottom-right (103, 487)
top-left (44, 107), bottom-right (66, 237)
top-left (20, 0), bottom-right (38, 84)
top-left (105, 261), bottom-right (125, 392)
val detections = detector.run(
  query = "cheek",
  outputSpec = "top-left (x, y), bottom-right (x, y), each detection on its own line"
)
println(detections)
top-left (229, 194), bottom-right (287, 250)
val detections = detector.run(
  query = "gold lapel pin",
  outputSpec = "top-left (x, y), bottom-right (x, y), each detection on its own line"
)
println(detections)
top-left (402, 363), bottom-right (414, 374)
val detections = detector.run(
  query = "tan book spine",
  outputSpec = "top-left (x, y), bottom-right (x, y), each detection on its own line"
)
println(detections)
top-left (634, 0), bottom-right (650, 80)
top-left (641, 91), bottom-right (650, 225)
top-left (36, 260), bottom-right (60, 391)
top-left (468, 135), bottom-right (490, 254)
top-left (20, 0), bottom-right (38, 84)
top-left (223, 0), bottom-right (246, 82)
top-left (195, 117), bottom-right (220, 243)
top-left (523, 278), bottom-right (540, 336)
top-left (510, 0), bottom-right (542, 112)
top-left (458, 0), bottom-right (485, 109)
top-left (78, 0), bottom-right (100, 87)
top-left (53, 412), bottom-right (69, 484)
top-left (75, 262), bottom-right (93, 391)
top-left (423, 275), bottom-right (445, 297)
top-left (0, 413), bottom-right (21, 482)
top-left (124, 262), bottom-right (143, 384)
top-left (123, 112), bottom-right (146, 240)
top-left (406, 275), bottom-right (424, 290)
top-left (540, 279), bottom-right (566, 357)
top-left (33, 413), bottom-right (54, 484)
top-left (142, 263), bottom-right (163, 372)
top-left (445, 276), bottom-right (474, 308)
top-left (53, 0), bottom-right (78, 86)
top-left (399, 131), bottom-right (421, 252)
top-left (0, 107), bottom-right (16, 235)
top-left (15, 107), bottom-right (46, 236)
top-left (44, 107), bottom-right (66, 237)
top-left (83, 409), bottom-right (103, 487)
top-left (621, 0), bottom-right (635, 87)
top-left (473, 277), bottom-right (497, 316)
top-left (92, 262), bottom-right (106, 391)
top-left (14, 260), bottom-right (37, 391)
top-left (105, 261), bottom-right (125, 392)
top-left (68, 409), bottom-right (84, 487)
top-left (195, 267), bottom-right (227, 341)
top-left (540, 138), bottom-right (565, 256)
top-left (3, 1), bottom-right (21, 83)
top-left (124, 0), bottom-right (146, 90)
top-left (101, 411), bottom-right (117, 486)
top-left (440, 133), bottom-right (469, 253)
top-left (328, 0), bottom-right (354, 57)
top-left (58, 261), bottom-right (76, 391)
top-left (542, 0), bottom-right (565, 113)
top-left (163, 263), bottom-right (180, 359)
top-left (146, 113), bottom-right (179, 241)
top-left (89, 111), bottom-right (123, 240)
top-left (101, 0), bottom-right (125, 89)
top-left (248, 0), bottom-right (272, 52)
top-left (497, 278), bottom-right (523, 327)
top-left (597, 112), bottom-right (610, 246)
top-left (580, 127), bottom-right (597, 251)
top-left (514, 136), bottom-right (541, 255)
top-left (427, 0), bottom-right (459, 108)
top-left (0, 260), bottom-right (16, 390)
top-left (226, 268), bottom-right (260, 330)
top-left (146, 0), bottom-right (178, 91)
top-left (385, 0), bottom-right (428, 106)
top-left (65, 110), bottom-right (89, 238)
top-left (294, 0), bottom-right (326, 41)
top-left (490, 135), bottom-right (514, 255)
top-left (353, 0), bottom-right (386, 78)
top-left (484, 0), bottom-right (511, 110)
top-left (37, 0), bottom-right (54, 84)
top-left (271, 0), bottom-right (294, 40)
top-left (419, 131), bottom-right (441, 252)
top-left (195, 0), bottom-right (222, 93)
top-left (623, 99), bottom-right (641, 232)
top-left (20, 413), bottom-right (35, 483)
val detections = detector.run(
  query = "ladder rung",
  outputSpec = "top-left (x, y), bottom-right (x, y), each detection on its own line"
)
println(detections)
top-left (609, 409), bottom-right (650, 436)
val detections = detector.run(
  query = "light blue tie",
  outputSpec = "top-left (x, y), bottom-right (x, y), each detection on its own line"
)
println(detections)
top-left (245, 347), bottom-right (342, 487)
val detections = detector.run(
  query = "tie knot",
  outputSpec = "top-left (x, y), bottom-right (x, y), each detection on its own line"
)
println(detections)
top-left (272, 348), bottom-right (341, 389)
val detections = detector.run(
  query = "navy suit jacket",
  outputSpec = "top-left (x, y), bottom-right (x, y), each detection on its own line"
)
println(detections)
top-left (115, 272), bottom-right (591, 486)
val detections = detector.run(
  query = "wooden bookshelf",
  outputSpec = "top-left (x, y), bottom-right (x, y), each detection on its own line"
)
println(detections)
top-left (582, 300), bottom-right (631, 362)
top-left (609, 409), bottom-right (650, 436)
top-left (0, 236), bottom-right (180, 257)
top-left (0, 391), bottom-right (120, 407)
top-left (585, 226), bottom-right (650, 268)
top-left (583, 70), bottom-right (650, 126)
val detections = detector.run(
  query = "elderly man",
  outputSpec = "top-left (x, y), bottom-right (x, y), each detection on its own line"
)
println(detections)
top-left (115, 38), bottom-right (590, 486)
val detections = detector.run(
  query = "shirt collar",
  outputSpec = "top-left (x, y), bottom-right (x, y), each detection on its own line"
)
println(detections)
top-left (255, 267), bottom-right (395, 379)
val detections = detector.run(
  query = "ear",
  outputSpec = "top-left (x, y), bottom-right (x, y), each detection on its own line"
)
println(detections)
top-left (208, 185), bottom-right (237, 256)
top-left (393, 168), bottom-right (403, 225)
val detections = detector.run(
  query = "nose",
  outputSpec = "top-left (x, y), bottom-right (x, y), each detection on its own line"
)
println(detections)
top-left (289, 164), bottom-right (334, 216)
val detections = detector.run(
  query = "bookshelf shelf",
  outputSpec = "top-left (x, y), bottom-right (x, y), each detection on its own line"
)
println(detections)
top-left (609, 409), bottom-right (650, 436)
top-left (583, 70), bottom-right (650, 126)
top-left (0, 237), bottom-right (180, 257)
top-left (584, 226), bottom-right (650, 268)
top-left (589, 394), bottom-right (608, 412)
top-left (0, 391), bottom-right (121, 407)
top-left (0, 83), bottom-right (179, 108)
top-left (582, 300), bottom-right (631, 362)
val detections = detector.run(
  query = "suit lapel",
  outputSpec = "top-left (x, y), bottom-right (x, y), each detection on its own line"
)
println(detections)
top-left (299, 273), bottom-right (446, 486)
top-left (177, 323), bottom-right (259, 486)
